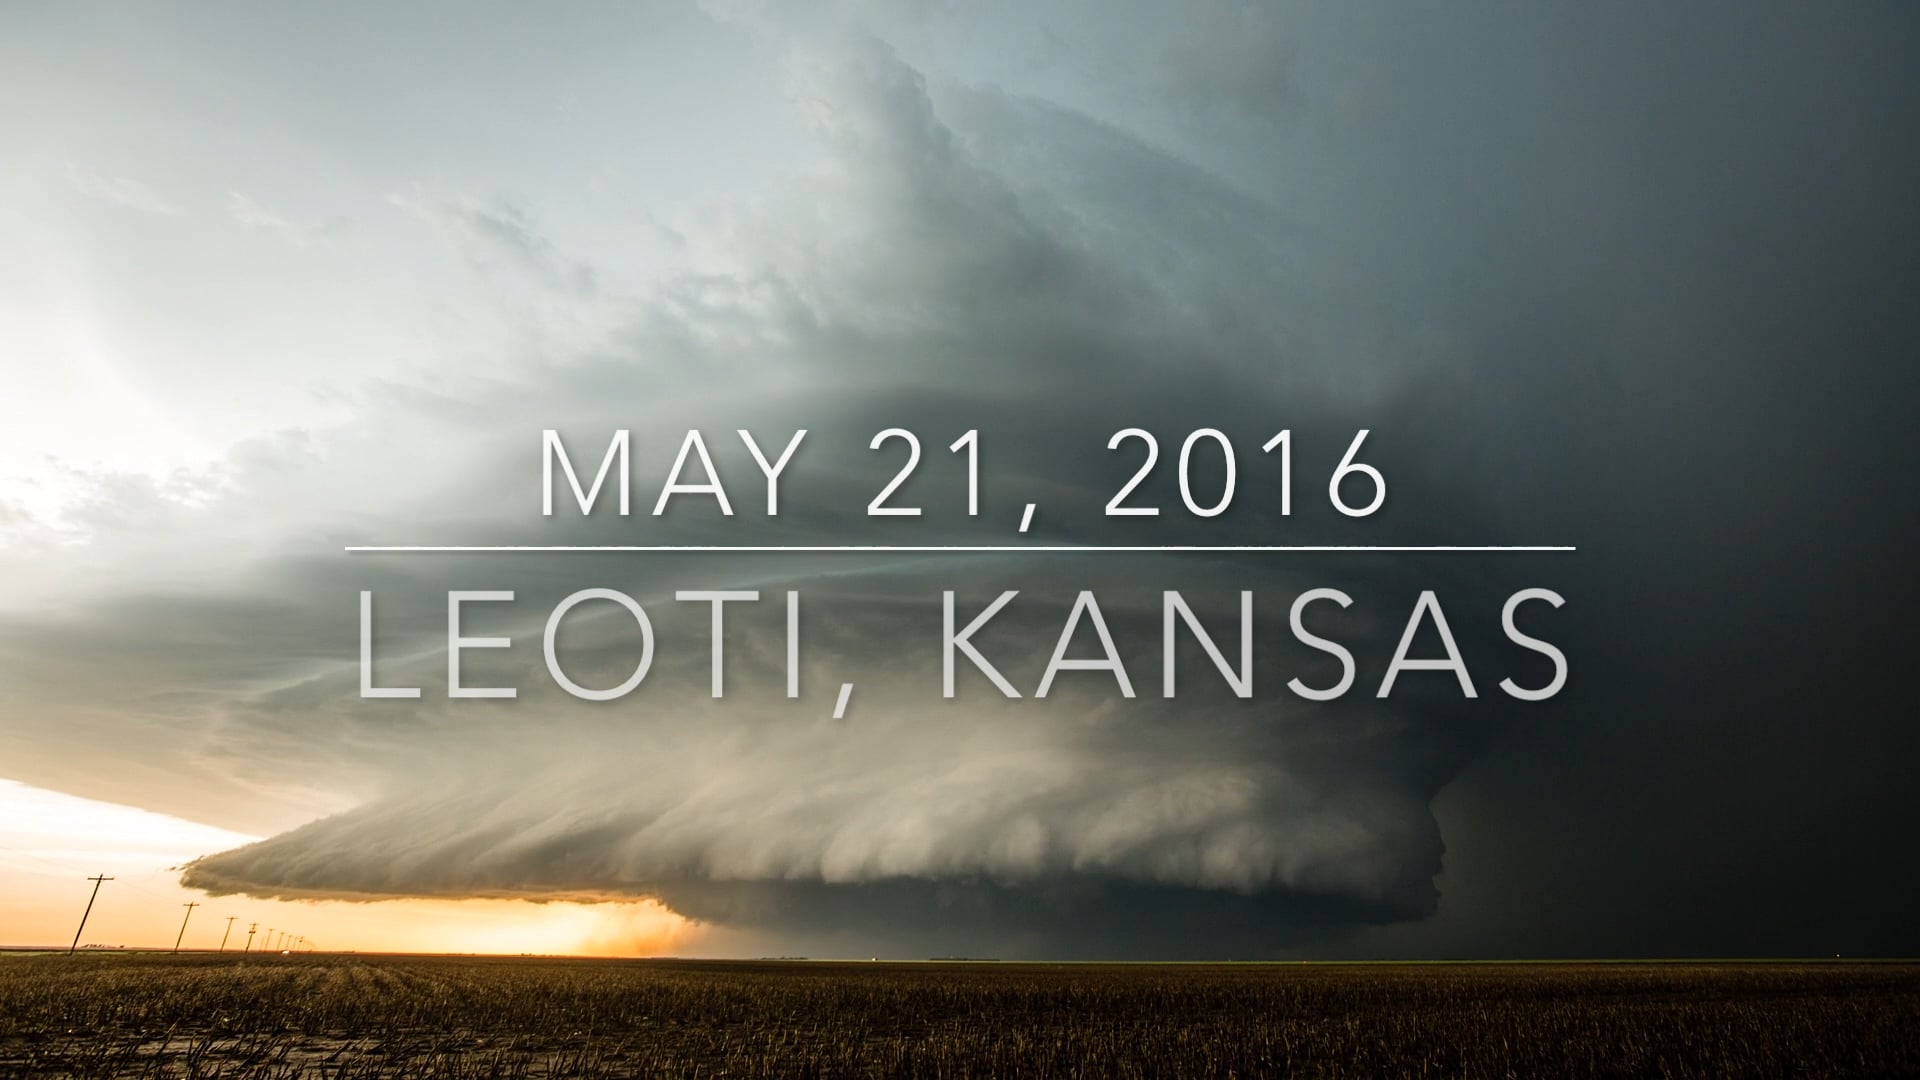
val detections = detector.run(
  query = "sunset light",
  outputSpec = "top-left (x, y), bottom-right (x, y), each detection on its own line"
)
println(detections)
top-left (0, 779), bottom-right (697, 956)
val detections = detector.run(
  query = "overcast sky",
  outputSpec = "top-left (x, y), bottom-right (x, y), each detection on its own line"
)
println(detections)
top-left (2, 1), bottom-right (1916, 958)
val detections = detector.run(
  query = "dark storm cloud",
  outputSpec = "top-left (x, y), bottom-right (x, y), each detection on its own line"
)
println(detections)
top-left (181, 558), bottom-right (1512, 955)
top-left (1335, 2), bottom-right (1920, 960)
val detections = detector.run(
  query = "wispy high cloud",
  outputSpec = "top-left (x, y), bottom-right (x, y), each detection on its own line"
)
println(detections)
top-left (388, 189), bottom-right (596, 296)
top-left (228, 191), bottom-right (348, 248)
top-left (65, 164), bottom-right (182, 216)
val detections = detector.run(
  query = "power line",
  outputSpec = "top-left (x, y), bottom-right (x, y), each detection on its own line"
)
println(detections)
top-left (67, 874), bottom-right (112, 956)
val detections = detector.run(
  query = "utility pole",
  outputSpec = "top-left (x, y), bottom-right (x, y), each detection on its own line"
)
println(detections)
top-left (265, 929), bottom-right (274, 952)
top-left (172, 902), bottom-right (199, 954)
top-left (244, 923), bottom-right (257, 953)
top-left (67, 874), bottom-right (113, 956)
top-left (219, 916), bottom-right (237, 953)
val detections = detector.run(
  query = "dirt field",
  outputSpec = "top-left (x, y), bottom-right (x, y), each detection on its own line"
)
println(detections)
top-left (2, 953), bottom-right (1916, 1077)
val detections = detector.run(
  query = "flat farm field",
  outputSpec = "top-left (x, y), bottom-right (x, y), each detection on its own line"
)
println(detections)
top-left (1, 954), bottom-right (1916, 1077)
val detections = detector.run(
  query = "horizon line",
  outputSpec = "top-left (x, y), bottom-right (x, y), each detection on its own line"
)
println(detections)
top-left (345, 544), bottom-right (1578, 554)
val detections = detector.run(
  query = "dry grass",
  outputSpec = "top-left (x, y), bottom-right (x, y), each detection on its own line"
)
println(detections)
top-left (1, 954), bottom-right (1915, 1077)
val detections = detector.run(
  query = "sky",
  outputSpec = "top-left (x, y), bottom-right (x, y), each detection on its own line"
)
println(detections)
top-left (2, 2), bottom-right (1917, 958)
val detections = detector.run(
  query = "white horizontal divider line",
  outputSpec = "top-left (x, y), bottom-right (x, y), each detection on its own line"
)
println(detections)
top-left (345, 544), bottom-right (1576, 554)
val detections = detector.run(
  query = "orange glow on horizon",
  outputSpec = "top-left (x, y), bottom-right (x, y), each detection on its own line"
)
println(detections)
top-left (0, 779), bottom-right (705, 956)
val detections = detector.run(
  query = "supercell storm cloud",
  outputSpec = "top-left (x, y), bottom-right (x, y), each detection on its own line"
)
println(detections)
top-left (176, 40), bottom-right (1552, 954)
top-left (5, 3), bottom-right (1917, 960)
